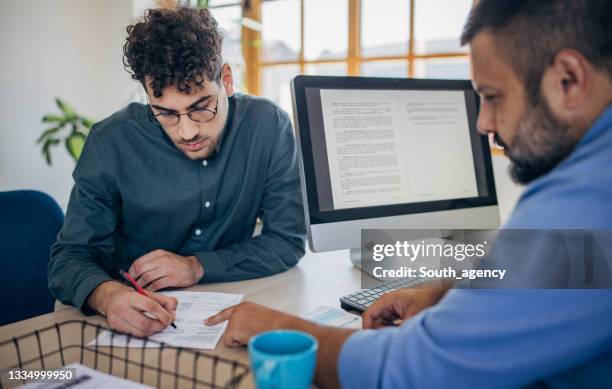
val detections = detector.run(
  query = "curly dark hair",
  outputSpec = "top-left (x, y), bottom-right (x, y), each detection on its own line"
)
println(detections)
top-left (123, 7), bottom-right (224, 98)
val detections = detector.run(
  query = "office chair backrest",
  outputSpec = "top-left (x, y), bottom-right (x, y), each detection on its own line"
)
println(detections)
top-left (0, 190), bottom-right (64, 325)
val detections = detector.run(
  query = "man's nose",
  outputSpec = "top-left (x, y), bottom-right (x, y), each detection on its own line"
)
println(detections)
top-left (177, 117), bottom-right (199, 141)
top-left (476, 107), bottom-right (495, 135)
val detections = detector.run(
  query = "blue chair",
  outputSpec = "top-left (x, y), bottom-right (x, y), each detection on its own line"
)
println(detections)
top-left (0, 190), bottom-right (64, 325)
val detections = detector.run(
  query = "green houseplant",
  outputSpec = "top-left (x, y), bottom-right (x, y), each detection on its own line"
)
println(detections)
top-left (37, 98), bottom-right (94, 165)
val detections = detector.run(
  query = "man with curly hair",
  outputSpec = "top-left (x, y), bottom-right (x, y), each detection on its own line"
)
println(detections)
top-left (48, 7), bottom-right (306, 337)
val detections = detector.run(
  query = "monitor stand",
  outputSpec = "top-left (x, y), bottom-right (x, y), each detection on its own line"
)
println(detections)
top-left (349, 247), bottom-right (364, 269)
top-left (350, 245), bottom-right (437, 282)
top-left (350, 247), bottom-right (390, 282)
top-left (349, 238), bottom-right (452, 270)
top-left (349, 235), bottom-right (460, 281)
top-left (349, 229), bottom-right (451, 274)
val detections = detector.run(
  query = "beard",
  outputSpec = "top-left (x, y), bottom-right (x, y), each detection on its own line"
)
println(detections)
top-left (177, 135), bottom-right (220, 160)
top-left (505, 96), bottom-right (581, 185)
top-left (171, 120), bottom-right (226, 160)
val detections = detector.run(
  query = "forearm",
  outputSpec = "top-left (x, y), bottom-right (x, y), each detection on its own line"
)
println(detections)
top-left (278, 316), bottom-right (356, 389)
top-left (195, 233), bottom-right (305, 282)
top-left (48, 246), bottom-right (115, 310)
top-left (86, 280), bottom-right (129, 315)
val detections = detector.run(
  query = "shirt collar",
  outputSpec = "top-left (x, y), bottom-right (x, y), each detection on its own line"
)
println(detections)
top-left (210, 94), bottom-right (236, 158)
top-left (573, 103), bottom-right (612, 150)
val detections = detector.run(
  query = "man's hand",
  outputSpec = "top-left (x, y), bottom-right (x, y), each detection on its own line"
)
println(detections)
top-left (204, 302), bottom-right (295, 346)
top-left (88, 281), bottom-right (178, 338)
top-left (205, 302), bottom-right (354, 389)
top-left (362, 283), bottom-right (449, 329)
top-left (128, 249), bottom-right (204, 291)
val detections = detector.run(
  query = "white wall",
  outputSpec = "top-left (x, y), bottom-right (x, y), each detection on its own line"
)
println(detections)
top-left (0, 0), bottom-right (140, 208)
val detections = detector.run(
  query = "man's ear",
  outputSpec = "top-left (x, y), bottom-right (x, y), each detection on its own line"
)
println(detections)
top-left (220, 63), bottom-right (235, 97)
top-left (541, 49), bottom-right (590, 122)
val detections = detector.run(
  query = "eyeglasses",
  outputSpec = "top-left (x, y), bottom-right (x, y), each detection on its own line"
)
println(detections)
top-left (151, 88), bottom-right (220, 127)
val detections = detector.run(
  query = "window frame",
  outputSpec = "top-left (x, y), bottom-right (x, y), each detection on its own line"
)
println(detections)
top-left (209, 0), bottom-right (471, 95)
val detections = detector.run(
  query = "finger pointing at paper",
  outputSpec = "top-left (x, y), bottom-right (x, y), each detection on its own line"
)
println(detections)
top-left (204, 302), bottom-right (295, 347)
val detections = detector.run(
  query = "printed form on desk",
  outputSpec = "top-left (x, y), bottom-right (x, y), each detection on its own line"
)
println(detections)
top-left (90, 291), bottom-right (243, 349)
top-left (302, 305), bottom-right (362, 329)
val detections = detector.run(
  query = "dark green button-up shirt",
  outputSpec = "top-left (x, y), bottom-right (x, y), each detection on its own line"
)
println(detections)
top-left (48, 93), bottom-right (306, 311)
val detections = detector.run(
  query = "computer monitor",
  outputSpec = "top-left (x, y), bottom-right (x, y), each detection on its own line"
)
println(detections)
top-left (290, 75), bottom-right (500, 265)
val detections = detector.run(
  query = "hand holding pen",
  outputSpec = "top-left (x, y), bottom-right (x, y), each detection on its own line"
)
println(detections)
top-left (120, 268), bottom-right (177, 329)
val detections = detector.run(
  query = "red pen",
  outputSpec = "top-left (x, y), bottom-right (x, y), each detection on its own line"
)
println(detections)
top-left (119, 268), bottom-right (177, 329)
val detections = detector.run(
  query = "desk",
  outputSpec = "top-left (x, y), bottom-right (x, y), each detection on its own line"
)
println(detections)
top-left (0, 249), bottom-right (361, 388)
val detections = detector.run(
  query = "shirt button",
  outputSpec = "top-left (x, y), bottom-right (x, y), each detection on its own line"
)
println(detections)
top-left (194, 229), bottom-right (202, 236)
top-left (204, 201), bottom-right (211, 208)
top-left (202, 160), bottom-right (208, 167)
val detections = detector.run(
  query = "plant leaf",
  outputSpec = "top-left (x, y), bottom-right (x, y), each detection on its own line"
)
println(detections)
top-left (40, 98), bottom-right (92, 165)
top-left (55, 97), bottom-right (77, 118)
top-left (79, 117), bottom-right (95, 129)
top-left (42, 114), bottom-right (66, 124)
top-left (36, 127), bottom-right (61, 144)
top-left (42, 138), bottom-right (51, 165)
top-left (66, 132), bottom-right (87, 161)
top-left (42, 138), bottom-right (60, 165)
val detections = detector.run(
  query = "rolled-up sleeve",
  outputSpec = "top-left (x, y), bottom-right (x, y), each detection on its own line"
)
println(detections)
top-left (338, 289), bottom-right (612, 388)
top-left (48, 128), bottom-right (120, 312)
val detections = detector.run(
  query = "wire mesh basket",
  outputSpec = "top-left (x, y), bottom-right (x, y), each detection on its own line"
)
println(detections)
top-left (0, 320), bottom-right (250, 388)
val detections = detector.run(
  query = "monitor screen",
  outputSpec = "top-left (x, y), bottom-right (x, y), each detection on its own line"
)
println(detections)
top-left (292, 76), bottom-right (497, 225)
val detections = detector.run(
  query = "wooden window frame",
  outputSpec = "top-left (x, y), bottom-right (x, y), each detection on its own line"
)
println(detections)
top-left (224, 0), bottom-right (471, 95)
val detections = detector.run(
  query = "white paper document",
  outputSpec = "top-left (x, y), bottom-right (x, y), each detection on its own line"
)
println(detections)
top-left (302, 305), bottom-right (362, 329)
top-left (90, 291), bottom-right (243, 350)
top-left (17, 363), bottom-right (153, 389)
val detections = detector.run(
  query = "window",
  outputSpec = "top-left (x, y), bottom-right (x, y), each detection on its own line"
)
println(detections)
top-left (255, 0), bottom-right (471, 110)
top-left (413, 0), bottom-right (471, 55)
top-left (208, 2), bottom-right (245, 89)
top-left (361, 0), bottom-right (408, 58)
top-left (211, 0), bottom-right (472, 110)
top-left (303, 0), bottom-right (348, 61)
top-left (261, 0), bottom-right (301, 62)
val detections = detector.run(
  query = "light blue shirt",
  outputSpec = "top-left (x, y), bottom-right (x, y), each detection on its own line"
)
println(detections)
top-left (338, 105), bottom-right (612, 388)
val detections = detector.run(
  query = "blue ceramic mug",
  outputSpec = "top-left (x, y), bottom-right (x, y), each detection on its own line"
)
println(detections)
top-left (248, 330), bottom-right (318, 389)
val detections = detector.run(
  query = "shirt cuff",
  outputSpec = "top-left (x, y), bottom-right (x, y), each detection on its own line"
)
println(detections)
top-left (74, 273), bottom-right (114, 315)
top-left (338, 328), bottom-right (396, 389)
top-left (194, 250), bottom-right (227, 282)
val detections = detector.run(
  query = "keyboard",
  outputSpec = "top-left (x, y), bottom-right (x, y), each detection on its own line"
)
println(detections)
top-left (340, 278), bottom-right (429, 312)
